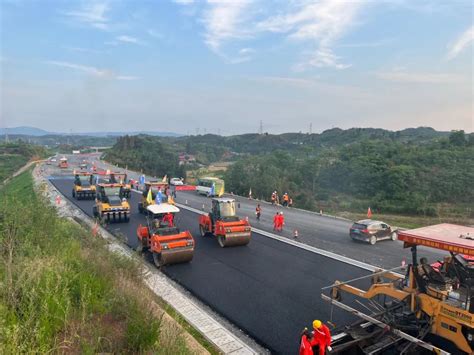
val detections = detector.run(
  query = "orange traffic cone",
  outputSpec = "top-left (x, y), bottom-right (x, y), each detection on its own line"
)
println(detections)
top-left (367, 207), bottom-right (372, 219)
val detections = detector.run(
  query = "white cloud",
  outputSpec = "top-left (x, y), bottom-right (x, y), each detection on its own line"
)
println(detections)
top-left (257, 1), bottom-right (366, 70)
top-left (173, 0), bottom-right (194, 4)
top-left (116, 35), bottom-right (146, 46)
top-left (63, 1), bottom-right (110, 30)
top-left (45, 60), bottom-right (138, 80)
top-left (250, 76), bottom-right (318, 88)
top-left (63, 46), bottom-right (104, 54)
top-left (202, 0), bottom-right (252, 52)
top-left (447, 25), bottom-right (474, 60)
top-left (376, 70), bottom-right (463, 84)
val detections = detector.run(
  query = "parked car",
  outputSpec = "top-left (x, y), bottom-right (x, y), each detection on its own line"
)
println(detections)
top-left (350, 219), bottom-right (397, 245)
top-left (170, 178), bottom-right (184, 186)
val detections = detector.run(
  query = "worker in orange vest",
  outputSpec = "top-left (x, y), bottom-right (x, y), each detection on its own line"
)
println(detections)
top-left (273, 212), bottom-right (279, 230)
top-left (255, 204), bottom-right (262, 221)
top-left (276, 212), bottom-right (284, 232)
top-left (311, 320), bottom-right (332, 355)
top-left (282, 193), bottom-right (289, 206)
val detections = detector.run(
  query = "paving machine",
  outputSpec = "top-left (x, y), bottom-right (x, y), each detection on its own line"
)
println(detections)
top-left (199, 198), bottom-right (251, 247)
top-left (58, 157), bottom-right (68, 169)
top-left (136, 204), bottom-right (194, 267)
top-left (72, 170), bottom-right (96, 200)
top-left (138, 181), bottom-right (171, 213)
top-left (321, 223), bottom-right (474, 354)
top-left (93, 183), bottom-right (130, 223)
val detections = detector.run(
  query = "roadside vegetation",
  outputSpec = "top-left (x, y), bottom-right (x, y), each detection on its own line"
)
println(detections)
top-left (0, 141), bottom-right (49, 182)
top-left (225, 131), bottom-right (473, 224)
top-left (0, 170), bottom-right (208, 354)
top-left (104, 135), bottom-right (185, 178)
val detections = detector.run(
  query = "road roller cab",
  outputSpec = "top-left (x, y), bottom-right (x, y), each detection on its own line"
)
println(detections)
top-left (199, 198), bottom-right (251, 247)
top-left (105, 172), bottom-right (131, 198)
top-left (72, 170), bottom-right (96, 200)
top-left (93, 183), bottom-right (130, 223)
top-left (58, 157), bottom-right (68, 169)
top-left (138, 181), bottom-right (171, 213)
top-left (136, 204), bottom-right (194, 268)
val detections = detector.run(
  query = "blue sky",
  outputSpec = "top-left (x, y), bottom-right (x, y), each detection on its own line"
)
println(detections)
top-left (1, 0), bottom-right (473, 134)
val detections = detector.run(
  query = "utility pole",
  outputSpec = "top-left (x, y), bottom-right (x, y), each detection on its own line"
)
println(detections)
top-left (259, 120), bottom-right (263, 135)
top-left (309, 123), bottom-right (312, 135)
top-left (4, 127), bottom-right (8, 143)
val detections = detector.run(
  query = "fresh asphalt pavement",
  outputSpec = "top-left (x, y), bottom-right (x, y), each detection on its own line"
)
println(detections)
top-left (51, 176), bottom-right (368, 354)
top-left (82, 152), bottom-right (443, 269)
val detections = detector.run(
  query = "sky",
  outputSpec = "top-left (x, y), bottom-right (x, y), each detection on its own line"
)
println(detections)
top-left (0, 0), bottom-right (473, 135)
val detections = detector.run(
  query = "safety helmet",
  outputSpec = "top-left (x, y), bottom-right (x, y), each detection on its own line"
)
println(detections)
top-left (313, 320), bottom-right (322, 329)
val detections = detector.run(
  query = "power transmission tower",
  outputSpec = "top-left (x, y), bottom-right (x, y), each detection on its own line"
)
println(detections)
top-left (309, 123), bottom-right (312, 134)
top-left (259, 120), bottom-right (263, 135)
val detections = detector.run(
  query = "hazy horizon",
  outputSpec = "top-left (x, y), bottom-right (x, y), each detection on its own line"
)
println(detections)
top-left (1, 1), bottom-right (473, 134)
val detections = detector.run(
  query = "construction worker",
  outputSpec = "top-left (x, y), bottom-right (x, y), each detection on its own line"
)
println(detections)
top-left (255, 204), bottom-right (261, 221)
top-left (277, 212), bottom-right (284, 232)
top-left (299, 328), bottom-right (314, 355)
top-left (162, 212), bottom-right (174, 227)
top-left (311, 320), bottom-right (332, 355)
top-left (271, 191), bottom-right (276, 205)
top-left (282, 193), bottom-right (289, 207)
top-left (273, 212), bottom-right (279, 230)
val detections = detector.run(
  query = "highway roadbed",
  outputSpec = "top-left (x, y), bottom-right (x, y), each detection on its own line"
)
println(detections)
top-left (50, 176), bottom-right (369, 354)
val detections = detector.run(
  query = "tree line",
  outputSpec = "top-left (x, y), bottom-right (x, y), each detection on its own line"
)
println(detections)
top-left (224, 131), bottom-right (473, 217)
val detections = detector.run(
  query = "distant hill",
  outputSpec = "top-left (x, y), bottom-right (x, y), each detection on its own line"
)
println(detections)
top-left (0, 126), bottom-right (181, 137)
top-left (0, 126), bottom-right (51, 136)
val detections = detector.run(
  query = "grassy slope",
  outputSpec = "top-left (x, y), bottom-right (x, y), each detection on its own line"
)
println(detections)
top-left (0, 170), bottom-right (210, 354)
top-left (0, 154), bottom-right (29, 182)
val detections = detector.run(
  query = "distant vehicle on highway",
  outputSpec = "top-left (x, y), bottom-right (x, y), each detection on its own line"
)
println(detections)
top-left (50, 158), bottom-right (57, 162)
top-left (350, 219), bottom-right (397, 245)
top-left (170, 178), bottom-right (184, 186)
top-left (196, 177), bottom-right (224, 197)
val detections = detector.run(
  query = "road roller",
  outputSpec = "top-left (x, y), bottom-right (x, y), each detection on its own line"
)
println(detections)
top-left (199, 198), bottom-right (251, 247)
top-left (138, 181), bottom-right (171, 213)
top-left (136, 204), bottom-right (194, 267)
top-left (93, 183), bottom-right (130, 223)
top-left (72, 170), bottom-right (96, 200)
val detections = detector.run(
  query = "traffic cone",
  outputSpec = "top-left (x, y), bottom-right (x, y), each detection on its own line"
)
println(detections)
top-left (293, 229), bottom-right (299, 239)
top-left (55, 195), bottom-right (61, 205)
top-left (185, 199), bottom-right (188, 205)
top-left (367, 207), bottom-right (372, 219)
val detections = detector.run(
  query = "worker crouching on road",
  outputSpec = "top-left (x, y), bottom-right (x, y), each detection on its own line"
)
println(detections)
top-left (311, 320), bottom-right (332, 355)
